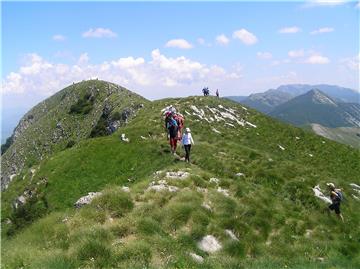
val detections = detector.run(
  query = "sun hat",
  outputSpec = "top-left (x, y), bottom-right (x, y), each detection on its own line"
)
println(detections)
top-left (326, 183), bottom-right (335, 189)
top-left (185, 127), bottom-right (191, 133)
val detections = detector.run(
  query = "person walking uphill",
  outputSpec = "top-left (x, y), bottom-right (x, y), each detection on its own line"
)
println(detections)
top-left (327, 183), bottom-right (344, 222)
top-left (182, 128), bottom-right (195, 163)
top-left (166, 113), bottom-right (179, 154)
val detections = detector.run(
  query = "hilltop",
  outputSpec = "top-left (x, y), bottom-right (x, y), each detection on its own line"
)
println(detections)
top-left (1, 80), bottom-right (147, 190)
top-left (1, 81), bottom-right (360, 269)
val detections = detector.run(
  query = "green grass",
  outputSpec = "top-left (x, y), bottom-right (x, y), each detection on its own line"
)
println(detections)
top-left (2, 95), bottom-right (360, 268)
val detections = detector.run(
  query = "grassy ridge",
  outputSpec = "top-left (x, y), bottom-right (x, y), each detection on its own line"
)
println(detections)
top-left (2, 96), bottom-right (360, 268)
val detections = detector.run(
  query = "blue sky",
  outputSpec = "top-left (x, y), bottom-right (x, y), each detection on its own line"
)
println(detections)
top-left (1, 1), bottom-right (359, 140)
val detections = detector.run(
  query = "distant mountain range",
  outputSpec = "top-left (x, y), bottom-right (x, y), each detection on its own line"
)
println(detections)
top-left (226, 84), bottom-right (360, 147)
top-left (269, 89), bottom-right (360, 128)
top-left (227, 84), bottom-right (360, 114)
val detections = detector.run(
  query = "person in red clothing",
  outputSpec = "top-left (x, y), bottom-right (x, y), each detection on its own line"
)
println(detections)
top-left (173, 113), bottom-right (184, 141)
top-left (165, 114), bottom-right (179, 154)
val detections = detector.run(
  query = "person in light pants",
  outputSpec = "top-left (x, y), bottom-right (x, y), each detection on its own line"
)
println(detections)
top-left (182, 127), bottom-right (195, 163)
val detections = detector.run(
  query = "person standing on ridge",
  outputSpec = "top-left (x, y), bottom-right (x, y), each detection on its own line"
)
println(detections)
top-left (182, 127), bottom-right (195, 163)
top-left (216, 89), bottom-right (220, 98)
top-left (327, 183), bottom-right (344, 222)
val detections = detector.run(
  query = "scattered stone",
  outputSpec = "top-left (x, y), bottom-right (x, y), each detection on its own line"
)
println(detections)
top-left (166, 171), bottom-right (190, 180)
top-left (140, 136), bottom-right (147, 140)
top-left (278, 145), bottom-right (285, 151)
top-left (217, 187), bottom-right (230, 197)
top-left (74, 192), bottom-right (102, 208)
top-left (312, 185), bottom-right (331, 204)
top-left (235, 173), bottom-right (245, 177)
top-left (197, 187), bottom-right (208, 193)
top-left (121, 133), bottom-right (129, 142)
top-left (212, 128), bottom-right (221, 134)
top-left (245, 121), bottom-right (257, 128)
top-left (225, 122), bottom-right (235, 127)
top-left (295, 137), bottom-right (300, 140)
top-left (309, 154), bottom-right (313, 157)
top-left (225, 229), bottom-right (239, 241)
top-left (189, 252), bottom-right (204, 263)
top-left (198, 235), bottom-right (222, 253)
top-left (202, 202), bottom-right (212, 211)
top-left (209, 178), bottom-right (220, 184)
top-left (147, 184), bottom-right (179, 193)
top-left (121, 186), bottom-right (130, 192)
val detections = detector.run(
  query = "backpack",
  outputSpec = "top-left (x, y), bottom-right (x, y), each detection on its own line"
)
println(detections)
top-left (167, 118), bottom-right (178, 129)
top-left (335, 190), bottom-right (343, 202)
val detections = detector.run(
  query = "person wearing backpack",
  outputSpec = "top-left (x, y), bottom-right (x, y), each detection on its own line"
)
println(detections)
top-left (327, 183), bottom-right (344, 222)
top-left (182, 127), bottom-right (195, 163)
top-left (166, 115), bottom-right (179, 154)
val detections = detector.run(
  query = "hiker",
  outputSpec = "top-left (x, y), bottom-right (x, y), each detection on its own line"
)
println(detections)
top-left (166, 114), bottom-right (179, 154)
top-left (216, 89), bottom-right (219, 98)
top-left (182, 127), bottom-right (195, 163)
top-left (174, 113), bottom-right (185, 141)
top-left (327, 183), bottom-right (344, 222)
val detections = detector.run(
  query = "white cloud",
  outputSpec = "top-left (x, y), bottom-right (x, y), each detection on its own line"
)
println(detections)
top-left (52, 34), bottom-right (66, 41)
top-left (288, 49), bottom-right (305, 58)
top-left (216, 34), bottom-right (230, 46)
top-left (1, 50), bottom-right (242, 97)
top-left (310, 27), bottom-right (334, 35)
top-left (304, 54), bottom-right (330, 64)
top-left (232, 29), bottom-right (258, 45)
top-left (340, 54), bottom-right (360, 71)
top-left (165, 39), bottom-right (193, 49)
top-left (82, 28), bottom-right (117, 38)
top-left (278, 26), bottom-right (302, 34)
top-left (257, 52), bottom-right (273, 60)
top-left (197, 38), bottom-right (205, 45)
top-left (302, 0), bottom-right (348, 8)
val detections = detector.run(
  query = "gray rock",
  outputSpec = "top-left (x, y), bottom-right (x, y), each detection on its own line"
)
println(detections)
top-left (74, 192), bottom-right (102, 208)
top-left (198, 235), bottom-right (222, 253)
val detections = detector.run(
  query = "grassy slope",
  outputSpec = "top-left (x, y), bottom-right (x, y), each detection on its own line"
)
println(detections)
top-left (2, 96), bottom-right (360, 269)
top-left (310, 124), bottom-right (360, 149)
top-left (1, 80), bottom-right (147, 189)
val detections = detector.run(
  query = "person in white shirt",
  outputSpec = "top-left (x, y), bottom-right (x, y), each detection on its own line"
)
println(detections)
top-left (182, 127), bottom-right (195, 163)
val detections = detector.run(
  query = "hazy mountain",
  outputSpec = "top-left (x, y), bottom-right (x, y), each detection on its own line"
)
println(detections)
top-left (228, 84), bottom-right (360, 114)
top-left (269, 89), bottom-right (360, 128)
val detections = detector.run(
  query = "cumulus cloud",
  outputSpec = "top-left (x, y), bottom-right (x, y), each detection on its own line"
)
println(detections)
top-left (216, 34), bottom-right (230, 46)
top-left (1, 50), bottom-right (242, 98)
top-left (165, 39), bottom-right (193, 49)
top-left (304, 54), bottom-right (330, 64)
top-left (340, 54), bottom-right (360, 71)
top-left (257, 52), bottom-right (273, 60)
top-left (82, 28), bottom-right (117, 38)
top-left (310, 27), bottom-right (334, 35)
top-left (288, 49), bottom-right (305, 58)
top-left (302, 0), bottom-right (348, 8)
top-left (232, 29), bottom-right (258, 45)
top-left (278, 26), bottom-right (302, 34)
top-left (52, 34), bottom-right (66, 41)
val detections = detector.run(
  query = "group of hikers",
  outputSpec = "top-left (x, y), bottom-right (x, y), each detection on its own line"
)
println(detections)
top-left (202, 87), bottom-right (220, 98)
top-left (164, 106), bottom-right (194, 163)
top-left (163, 105), bottom-right (345, 221)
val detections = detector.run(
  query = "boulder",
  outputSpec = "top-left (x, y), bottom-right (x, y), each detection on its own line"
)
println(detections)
top-left (198, 235), bottom-right (222, 253)
top-left (74, 192), bottom-right (102, 208)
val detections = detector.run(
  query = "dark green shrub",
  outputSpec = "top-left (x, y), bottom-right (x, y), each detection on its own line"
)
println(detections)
top-left (66, 140), bottom-right (75, 148)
